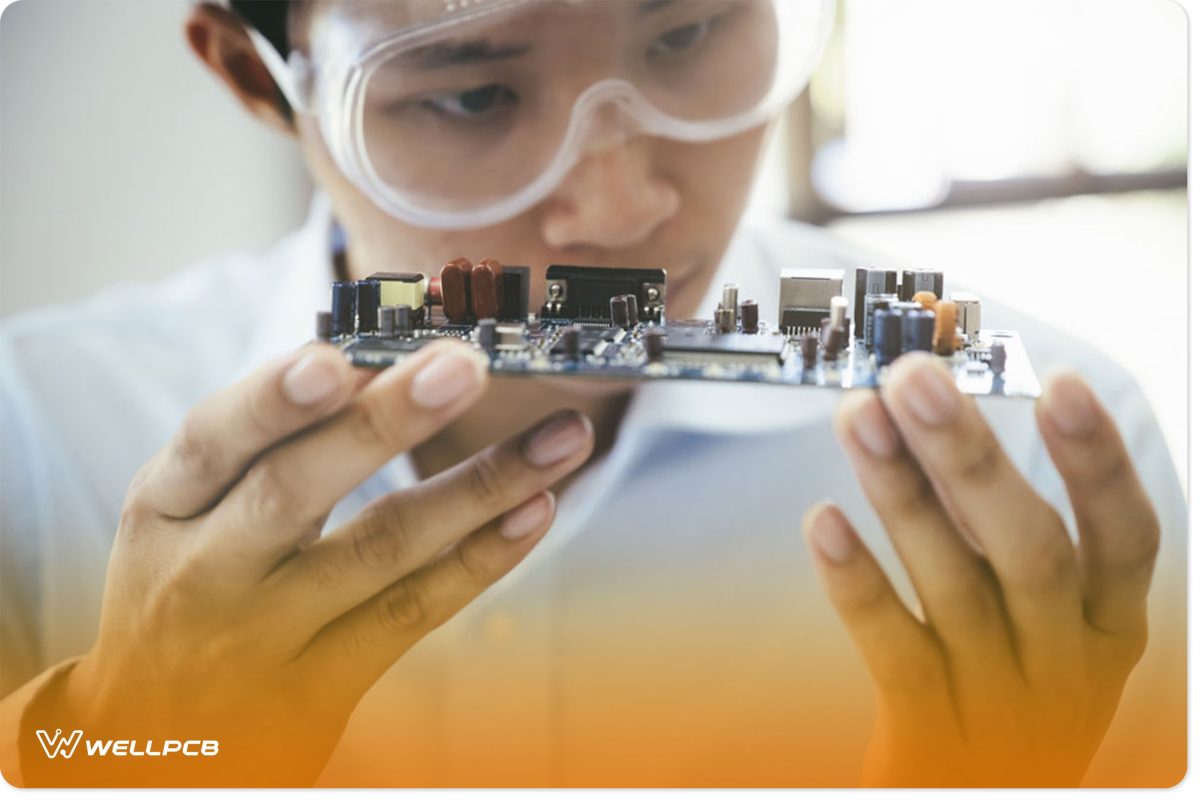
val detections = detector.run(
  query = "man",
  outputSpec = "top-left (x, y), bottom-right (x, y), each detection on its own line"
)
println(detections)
top-left (0, 0), bottom-right (1185, 787)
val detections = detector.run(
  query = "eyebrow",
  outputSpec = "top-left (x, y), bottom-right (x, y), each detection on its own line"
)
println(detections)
top-left (638, 0), bottom-right (679, 14)
top-left (400, 39), bottom-right (532, 70)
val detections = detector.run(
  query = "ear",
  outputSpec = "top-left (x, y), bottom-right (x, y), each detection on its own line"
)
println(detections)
top-left (185, 3), bottom-right (295, 135)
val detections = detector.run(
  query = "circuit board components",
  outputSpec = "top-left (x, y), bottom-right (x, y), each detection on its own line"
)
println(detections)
top-left (319, 260), bottom-right (1038, 398)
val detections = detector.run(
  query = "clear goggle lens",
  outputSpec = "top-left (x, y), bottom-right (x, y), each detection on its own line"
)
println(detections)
top-left (301, 0), bottom-right (834, 229)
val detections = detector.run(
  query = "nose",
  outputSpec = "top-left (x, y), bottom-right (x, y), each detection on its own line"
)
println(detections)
top-left (539, 136), bottom-right (681, 251)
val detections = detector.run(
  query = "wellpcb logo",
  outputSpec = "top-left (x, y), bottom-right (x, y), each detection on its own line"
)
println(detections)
top-left (35, 729), bottom-right (82, 759)
top-left (35, 728), bottom-right (218, 759)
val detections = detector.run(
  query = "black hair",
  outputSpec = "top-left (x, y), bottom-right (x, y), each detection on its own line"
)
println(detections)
top-left (229, 0), bottom-right (290, 58)
top-left (228, 0), bottom-right (293, 120)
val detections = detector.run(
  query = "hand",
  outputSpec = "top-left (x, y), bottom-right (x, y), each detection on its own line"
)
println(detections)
top-left (21, 339), bottom-right (595, 787)
top-left (802, 353), bottom-right (1159, 787)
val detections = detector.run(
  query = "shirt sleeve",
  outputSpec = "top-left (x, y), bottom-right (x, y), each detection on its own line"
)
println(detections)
top-left (0, 656), bottom-right (82, 788)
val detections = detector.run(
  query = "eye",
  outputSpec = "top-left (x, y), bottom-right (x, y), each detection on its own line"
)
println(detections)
top-left (421, 84), bottom-right (518, 120)
top-left (648, 18), bottom-right (715, 61)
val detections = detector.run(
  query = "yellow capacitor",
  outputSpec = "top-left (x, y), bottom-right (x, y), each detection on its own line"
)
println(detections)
top-left (933, 300), bottom-right (959, 356)
top-left (913, 291), bottom-right (937, 312)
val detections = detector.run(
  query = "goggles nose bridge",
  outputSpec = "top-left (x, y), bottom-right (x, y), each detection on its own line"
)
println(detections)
top-left (570, 79), bottom-right (659, 156)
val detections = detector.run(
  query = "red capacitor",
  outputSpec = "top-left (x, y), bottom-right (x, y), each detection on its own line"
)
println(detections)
top-left (439, 257), bottom-right (473, 323)
top-left (427, 275), bottom-right (443, 305)
top-left (471, 258), bottom-right (505, 320)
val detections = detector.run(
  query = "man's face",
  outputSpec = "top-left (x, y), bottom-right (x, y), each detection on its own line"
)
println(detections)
top-left (289, 0), bottom-right (772, 320)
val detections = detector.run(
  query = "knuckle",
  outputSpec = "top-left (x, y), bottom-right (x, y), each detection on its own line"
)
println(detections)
top-left (351, 505), bottom-right (414, 573)
top-left (1009, 533), bottom-right (1077, 594)
top-left (171, 412), bottom-right (221, 479)
top-left (454, 540), bottom-right (495, 583)
top-left (467, 451), bottom-right (509, 507)
top-left (957, 435), bottom-right (1004, 485)
top-left (926, 584), bottom-right (998, 632)
top-left (377, 580), bottom-right (430, 634)
top-left (876, 645), bottom-right (944, 697)
top-left (351, 395), bottom-right (409, 451)
top-left (239, 459), bottom-right (301, 524)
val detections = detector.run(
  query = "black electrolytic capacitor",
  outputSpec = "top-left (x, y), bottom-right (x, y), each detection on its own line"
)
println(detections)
top-left (315, 311), bottom-right (333, 341)
top-left (800, 333), bottom-right (820, 369)
top-left (377, 306), bottom-right (396, 338)
top-left (477, 318), bottom-right (497, 353)
top-left (395, 304), bottom-right (414, 335)
top-left (624, 294), bottom-right (639, 327)
top-left (854, 267), bottom-right (896, 339)
top-left (560, 326), bottom-right (581, 360)
top-left (739, 300), bottom-right (759, 333)
top-left (873, 307), bottom-right (903, 366)
top-left (609, 295), bottom-right (629, 328)
top-left (644, 329), bottom-right (665, 363)
top-left (331, 281), bottom-right (356, 336)
top-left (902, 308), bottom-right (935, 353)
top-left (355, 279), bottom-right (381, 333)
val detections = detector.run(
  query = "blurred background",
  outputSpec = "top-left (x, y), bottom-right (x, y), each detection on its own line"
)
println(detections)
top-left (0, 0), bottom-right (1187, 476)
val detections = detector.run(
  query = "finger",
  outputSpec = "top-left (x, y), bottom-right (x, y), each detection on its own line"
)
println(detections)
top-left (265, 410), bottom-right (594, 629)
top-left (299, 491), bottom-right (556, 690)
top-left (834, 391), bottom-right (1022, 691)
top-left (202, 339), bottom-right (490, 576)
top-left (1036, 371), bottom-right (1160, 637)
top-left (138, 344), bottom-right (359, 518)
top-left (880, 353), bottom-right (1085, 690)
top-left (802, 502), bottom-right (952, 717)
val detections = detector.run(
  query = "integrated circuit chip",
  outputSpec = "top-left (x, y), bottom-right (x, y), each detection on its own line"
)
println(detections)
top-left (661, 326), bottom-right (786, 368)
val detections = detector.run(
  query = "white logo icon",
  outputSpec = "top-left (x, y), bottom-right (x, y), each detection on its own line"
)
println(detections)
top-left (36, 728), bottom-right (83, 759)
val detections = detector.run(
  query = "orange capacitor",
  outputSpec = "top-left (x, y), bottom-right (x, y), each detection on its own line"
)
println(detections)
top-left (932, 300), bottom-right (959, 355)
top-left (471, 258), bottom-right (505, 320)
top-left (440, 257), bottom-right (473, 323)
top-left (913, 291), bottom-right (937, 312)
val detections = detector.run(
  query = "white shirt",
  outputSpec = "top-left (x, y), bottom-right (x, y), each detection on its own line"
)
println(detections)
top-left (0, 195), bottom-right (1186, 786)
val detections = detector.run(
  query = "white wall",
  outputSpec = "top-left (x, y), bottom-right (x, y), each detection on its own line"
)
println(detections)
top-left (0, 0), bottom-right (313, 317)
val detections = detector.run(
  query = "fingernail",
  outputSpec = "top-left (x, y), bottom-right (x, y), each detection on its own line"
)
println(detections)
top-left (283, 352), bottom-right (342, 405)
top-left (806, 503), bottom-right (855, 564)
top-left (1045, 373), bottom-right (1097, 436)
top-left (409, 349), bottom-right (486, 409)
top-left (500, 492), bottom-right (555, 540)
top-left (899, 358), bottom-right (960, 426)
top-left (849, 394), bottom-right (899, 458)
top-left (523, 411), bottom-right (591, 467)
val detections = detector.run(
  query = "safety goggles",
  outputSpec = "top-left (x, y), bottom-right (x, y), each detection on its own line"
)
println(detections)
top-left (247, 0), bottom-right (835, 230)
